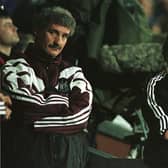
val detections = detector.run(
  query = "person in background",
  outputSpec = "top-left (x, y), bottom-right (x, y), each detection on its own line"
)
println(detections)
top-left (143, 36), bottom-right (168, 168)
top-left (138, 0), bottom-right (154, 21)
top-left (1, 6), bottom-right (93, 168)
top-left (0, 4), bottom-right (19, 119)
top-left (149, 0), bottom-right (168, 34)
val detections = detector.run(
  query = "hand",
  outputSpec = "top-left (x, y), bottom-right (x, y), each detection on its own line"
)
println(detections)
top-left (4, 107), bottom-right (12, 120)
top-left (0, 93), bottom-right (12, 106)
top-left (164, 130), bottom-right (168, 140)
top-left (0, 93), bottom-right (12, 119)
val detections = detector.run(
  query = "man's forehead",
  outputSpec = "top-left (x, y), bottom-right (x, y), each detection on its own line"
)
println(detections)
top-left (0, 17), bottom-right (12, 24)
top-left (49, 24), bottom-right (71, 34)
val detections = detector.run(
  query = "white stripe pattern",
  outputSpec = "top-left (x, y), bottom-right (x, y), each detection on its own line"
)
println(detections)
top-left (2, 58), bottom-right (93, 129)
top-left (12, 88), bottom-right (69, 107)
top-left (0, 101), bottom-right (6, 115)
top-left (147, 71), bottom-right (168, 135)
top-left (34, 117), bottom-right (89, 128)
top-left (34, 68), bottom-right (93, 127)
top-left (3, 58), bottom-right (45, 92)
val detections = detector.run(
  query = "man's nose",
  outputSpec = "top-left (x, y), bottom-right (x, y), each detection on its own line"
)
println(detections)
top-left (13, 25), bottom-right (18, 31)
top-left (54, 35), bottom-right (63, 45)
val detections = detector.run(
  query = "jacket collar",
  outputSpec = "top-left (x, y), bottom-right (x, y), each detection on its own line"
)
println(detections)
top-left (25, 43), bottom-right (62, 65)
top-left (0, 51), bottom-right (12, 65)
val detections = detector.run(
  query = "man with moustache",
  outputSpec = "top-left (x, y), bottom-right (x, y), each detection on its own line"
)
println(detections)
top-left (1, 6), bottom-right (93, 168)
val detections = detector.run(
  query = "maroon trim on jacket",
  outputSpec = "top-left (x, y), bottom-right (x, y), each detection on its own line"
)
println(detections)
top-left (2, 44), bottom-right (93, 134)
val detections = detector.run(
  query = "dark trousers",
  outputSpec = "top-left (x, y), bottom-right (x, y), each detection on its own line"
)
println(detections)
top-left (143, 137), bottom-right (168, 168)
top-left (2, 123), bottom-right (88, 168)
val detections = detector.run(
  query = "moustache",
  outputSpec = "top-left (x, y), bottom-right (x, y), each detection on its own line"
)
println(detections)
top-left (48, 43), bottom-right (62, 50)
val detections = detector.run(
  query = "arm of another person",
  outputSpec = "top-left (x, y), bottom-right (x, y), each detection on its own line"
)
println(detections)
top-left (0, 93), bottom-right (12, 119)
top-left (147, 71), bottom-right (168, 139)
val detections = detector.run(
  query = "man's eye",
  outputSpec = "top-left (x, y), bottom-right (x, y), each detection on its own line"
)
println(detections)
top-left (48, 30), bottom-right (54, 34)
top-left (5, 23), bottom-right (14, 28)
top-left (62, 34), bottom-right (69, 39)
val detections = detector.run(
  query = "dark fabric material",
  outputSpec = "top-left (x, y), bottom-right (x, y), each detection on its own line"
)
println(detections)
top-left (87, 150), bottom-right (148, 168)
top-left (2, 123), bottom-right (88, 168)
top-left (143, 137), bottom-right (168, 168)
top-left (142, 72), bottom-right (168, 168)
top-left (107, 0), bottom-right (152, 44)
top-left (1, 44), bottom-right (91, 167)
top-left (0, 52), bottom-right (12, 66)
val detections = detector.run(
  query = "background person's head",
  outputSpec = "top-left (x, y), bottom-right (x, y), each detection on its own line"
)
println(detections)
top-left (33, 6), bottom-right (76, 58)
top-left (0, 5), bottom-right (20, 56)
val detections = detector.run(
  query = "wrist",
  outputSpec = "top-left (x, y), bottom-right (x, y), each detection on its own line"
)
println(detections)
top-left (163, 130), bottom-right (168, 140)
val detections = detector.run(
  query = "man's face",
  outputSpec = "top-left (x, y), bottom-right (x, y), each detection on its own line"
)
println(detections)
top-left (36, 24), bottom-right (71, 57)
top-left (0, 18), bottom-right (20, 46)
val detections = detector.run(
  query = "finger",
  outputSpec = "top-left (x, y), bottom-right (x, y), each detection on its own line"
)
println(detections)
top-left (4, 96), bottom-right (12, 106)
top-left (0, 93), bottom-right (4, 101)
top-left (0, 94), bottom-right (12, 105)
top-left (5, 107), bottom-right (12, 120)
